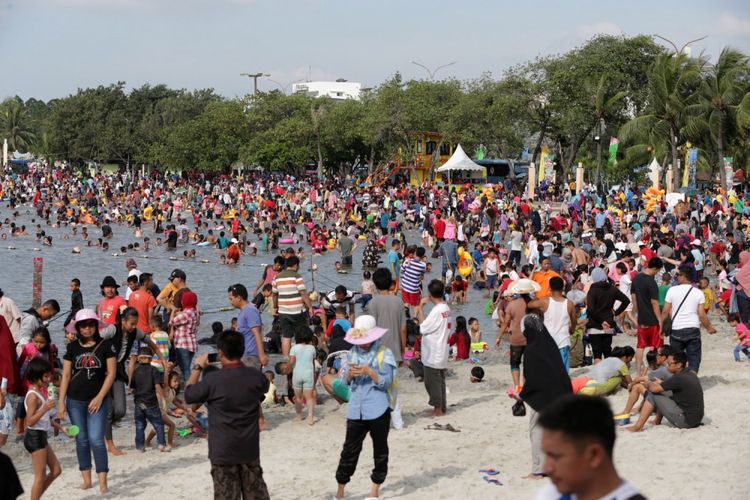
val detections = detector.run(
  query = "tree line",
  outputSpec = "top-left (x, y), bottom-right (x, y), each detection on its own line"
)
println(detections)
top-left (2, 34), bottom-right (750, 188)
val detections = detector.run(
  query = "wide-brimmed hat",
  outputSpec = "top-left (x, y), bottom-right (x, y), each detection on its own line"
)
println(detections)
top-left (344, 315), bottom-right (387, 345)
top-left (505, 278), bottom-right (541, 296)
top-left (66, 308), bottom-right (106, 334)
top-left (100, 276), bottom-right (119, 288)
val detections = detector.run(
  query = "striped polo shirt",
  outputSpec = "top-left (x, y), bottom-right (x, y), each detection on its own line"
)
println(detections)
top-left (401, 258), bottom-right (427, 294)
top-left (272, 270), bottom-right (307, 315)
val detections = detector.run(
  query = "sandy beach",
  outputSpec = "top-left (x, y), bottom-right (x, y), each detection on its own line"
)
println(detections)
top-left (4, 315), bottom-right (748, 500)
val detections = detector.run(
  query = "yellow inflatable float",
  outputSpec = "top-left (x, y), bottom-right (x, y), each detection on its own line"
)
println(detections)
top-left (143, 206), bottom-right (153, 221)
top-left (642, 187), bottom-right (665, 212)
top-left (457, 247), bottom-right (473, 278)
top-left (326, 238), bottom-right (337, 250)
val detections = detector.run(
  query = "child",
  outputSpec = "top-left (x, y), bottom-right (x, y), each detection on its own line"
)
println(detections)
top-left (658, 272), bottom-right (671, 310)
top-left (326, 307), bottom-right (352, 339)
top-left (17, 327), bottom-right (57, 437)
top-left (698, 277), bottom-right (713, 313)
top-left (468, 317), bottom-right (481, 343)
top-left (263, 371), bottom-right (277, 405)
top-left (448, 316), bottom-right (471, 361)
top-left (450, 275), bottom-right (468, 304)
top-left (359, 270), bottom-right (375, 310)
top-left (734, 323), bottom-right (750, 362)
top-left (288, 329), bottom-right (317, 425)
top-left (24, 357), bottom-right (62, 499)
top-left (130, 347), bottom-right (169, 452)
top-left (149, 316), bottom-right (171, 373)
top-left (146, 370), bottom-right (180, 449)
top-left (470, 366), bottom-right (485, 383)
top-left (335, 261), bottom-right (348, 274)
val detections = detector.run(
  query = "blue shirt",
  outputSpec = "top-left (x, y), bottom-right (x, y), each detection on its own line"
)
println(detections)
top-left (238, 303), bottom-right (263, 356)
top-left (388, 250), bottom-right (400, 278)
top-left (340, 344), bottom-right (395, 420)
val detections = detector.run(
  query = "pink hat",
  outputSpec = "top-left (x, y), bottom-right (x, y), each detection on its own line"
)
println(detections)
top-left (345, 315), bottom-right (388, 345)
top-left (66, 308), bottom-right (106, 334)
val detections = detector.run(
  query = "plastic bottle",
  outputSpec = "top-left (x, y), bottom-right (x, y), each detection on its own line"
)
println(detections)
top-left (48, 382), bottom-right (57, 402)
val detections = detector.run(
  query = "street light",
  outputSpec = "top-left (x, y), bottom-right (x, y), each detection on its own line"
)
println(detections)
top-left (265, 77), bottom-right (304, 95)
top-left (240, 72), bottom-right (270, 94)
top-left (410, 60), bottom-right (457, 80)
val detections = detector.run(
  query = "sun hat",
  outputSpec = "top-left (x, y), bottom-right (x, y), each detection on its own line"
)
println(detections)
top-left (344, 315), bottom-right (388, 345)
top-left (230, 238), bottom-right (238, 244)
top-left (65, 308), bottom-right (106, 334)
top-left (100, 276), bottom-right (119, 289)
top-left (506, 278), bottom-right (541, 296)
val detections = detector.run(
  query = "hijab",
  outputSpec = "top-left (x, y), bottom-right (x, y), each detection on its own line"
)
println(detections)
top-left (519, 314), bottom-right (572, 413)
top-left (0, 316), bottom-right (21, 396)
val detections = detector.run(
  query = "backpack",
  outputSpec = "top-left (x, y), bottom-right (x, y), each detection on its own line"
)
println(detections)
top-left (376, 345), bottom-right (398, 410)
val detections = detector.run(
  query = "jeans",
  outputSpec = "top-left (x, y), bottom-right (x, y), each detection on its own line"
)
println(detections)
top-left (336, 410), bottom-right (391, 485)
top-left (559, 346), bottom-right (570, 372)
top-left (175, 348), bottom-right (195, 382)
top-left (670, 328), bottom-right (702, 372)
top-left (134, 405), bottom-right (165, 449)
top-left (67, 397), bottom-right (109, 473)
top-left (734, 344), bottom-right (750, 361)
top-left (106, 380), bottom-right (126, 441)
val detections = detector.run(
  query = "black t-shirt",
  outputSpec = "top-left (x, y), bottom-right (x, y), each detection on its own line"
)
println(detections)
top-left (63, 339), bottom-right (116, 401)
top-left (661, 370), bottom-right (704, 427)
top-left (129, 363), bottom-right (163, 409)
top-left (167, 231), bottom-right (178, 248)
top-left (102, 224), bottom-right (112, 237)
top-left (184, 363), bottom-right (269, 465)
top-left (0, 451), bottom-right (23, 499)
top-left (631, 272), bottom-right (660, 326)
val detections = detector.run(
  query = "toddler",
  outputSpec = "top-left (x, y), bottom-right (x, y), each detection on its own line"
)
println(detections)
top-left (734, 323), bottom-right (750, 362)
top-left (130, 348), bottom-right (169, 452)
top-left (149, 316), bottom-right (171, 373)
top-left (359, 270), bottom-right (375, 310)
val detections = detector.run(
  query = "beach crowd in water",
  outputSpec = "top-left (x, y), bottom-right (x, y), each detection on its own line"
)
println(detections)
top-left (1, 162), bottom-right (748, 499)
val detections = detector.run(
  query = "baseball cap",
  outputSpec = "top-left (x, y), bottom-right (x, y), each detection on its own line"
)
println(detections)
top-left (169, 269), bottom-right (187, 281)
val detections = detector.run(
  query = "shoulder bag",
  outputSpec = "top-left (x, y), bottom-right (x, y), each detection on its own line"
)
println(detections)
top-left (662, 287), bottom-right (692, 337)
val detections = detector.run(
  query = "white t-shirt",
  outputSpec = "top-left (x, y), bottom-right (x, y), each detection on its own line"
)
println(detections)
top-left (420, 303), bottom-right (452, 370)
top-left (534, 480), bottom-right (641, 500)
top-left (665, 284), bottom-right (704, 330)
top-left (511, 231), bottom-right (523, 251)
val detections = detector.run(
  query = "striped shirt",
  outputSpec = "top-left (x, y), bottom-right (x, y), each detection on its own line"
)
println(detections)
top-left (401, 258), bottom-right (427, 294)
top-left (272, 270), bottom-right (307, 315)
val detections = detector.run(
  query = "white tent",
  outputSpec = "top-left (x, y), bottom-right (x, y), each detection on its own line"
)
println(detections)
top-left (436, 144), bottom-right (483, 172)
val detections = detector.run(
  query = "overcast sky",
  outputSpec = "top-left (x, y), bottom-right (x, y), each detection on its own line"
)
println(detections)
top-left (2, 0), bottom-right (750, 101)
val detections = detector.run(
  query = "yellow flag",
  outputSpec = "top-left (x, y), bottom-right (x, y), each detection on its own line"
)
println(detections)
top-left (538, 147), bottom-right (548, 186)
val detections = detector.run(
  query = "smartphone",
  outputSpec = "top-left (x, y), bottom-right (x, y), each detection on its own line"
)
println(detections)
top-left (207, 353), bottom-right (219, 363)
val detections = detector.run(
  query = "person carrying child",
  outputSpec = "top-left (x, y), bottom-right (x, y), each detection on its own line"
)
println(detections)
top-left (130, 347), bottom-right (170, 453)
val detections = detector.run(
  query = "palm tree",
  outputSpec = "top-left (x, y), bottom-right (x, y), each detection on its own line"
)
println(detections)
top-left (589, 74), bottom-right (627, 186)
top-left (0, 100), bottom-right (36, 152)
top-left (684, 48), bottom-right (750, 188)
top-left (619, 53), bottom-right (703, 190)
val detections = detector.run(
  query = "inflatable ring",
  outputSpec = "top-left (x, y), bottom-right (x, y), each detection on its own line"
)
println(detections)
top-left (326, 239), bottom-right (337, 250)
top-left (279, 238), bottom-right (294, 245)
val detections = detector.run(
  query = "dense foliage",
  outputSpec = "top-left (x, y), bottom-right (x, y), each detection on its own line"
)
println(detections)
top-left (2, 35), bottom-right (749, 184)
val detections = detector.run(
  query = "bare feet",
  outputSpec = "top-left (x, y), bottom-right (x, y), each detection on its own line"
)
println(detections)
top-left (80, 482), bottom-right (93, 490)
top-left (108, 446), bottom-right (125, 456)
top-left (293, 416), bottom-right (303, 422)
top-left (259, 418), bottom-right (267, 431)
top-left (307, 415), bottom-right (315, 426)
top-left (626, 425), bottom-right (643, 432)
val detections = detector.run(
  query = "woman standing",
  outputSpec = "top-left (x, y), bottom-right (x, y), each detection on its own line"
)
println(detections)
top-left (585, 267), bottom-right (630, 362)
top-left (518, 314), bottom-right (572, 479)
top-left (334, 316), bottom-right (396, 500)
top-left (58, 309), bottom-right (116, 494)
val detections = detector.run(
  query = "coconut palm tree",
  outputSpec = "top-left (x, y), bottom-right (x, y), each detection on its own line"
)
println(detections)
top-left (683, 48), bottom-right (750, 188)
top-left (619, 53), bottom-right (703, 190)
top-left (0, 99), bottom-right (36, 152)
top-left (589, 74), bottom-right (627, 186)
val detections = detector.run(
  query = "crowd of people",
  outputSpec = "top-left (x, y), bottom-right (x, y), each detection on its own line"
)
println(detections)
top-left (0, 162), bottom-right (744, 499)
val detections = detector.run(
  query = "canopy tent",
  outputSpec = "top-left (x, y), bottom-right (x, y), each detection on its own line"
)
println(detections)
top-left (436, 144), bottom-right (484, 172)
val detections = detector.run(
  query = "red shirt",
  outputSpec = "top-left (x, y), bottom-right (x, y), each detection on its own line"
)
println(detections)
top-left (448, 331), bottom-right (470, 360)
top-left (97, 296), bottom-right (128, 325)
top-left (128, 290), bottom-right (157, 333)
top-left (434, 219), bottom-right (446, 239)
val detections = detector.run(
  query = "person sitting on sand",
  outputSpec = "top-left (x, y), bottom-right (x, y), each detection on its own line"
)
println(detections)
top-left (334, 315), bottom-right (396, 500)
top-left (628, 350), bottom-right (704, 431)
top-left (618, 345), bottom-right (672, 416)
top-left (571, 347), bottom-right (634, 396)
top-left (534, 395), bottom-right (644, 499)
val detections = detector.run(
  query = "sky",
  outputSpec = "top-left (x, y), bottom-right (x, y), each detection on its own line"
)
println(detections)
top-left (2, 0), bottom-right (750, 101)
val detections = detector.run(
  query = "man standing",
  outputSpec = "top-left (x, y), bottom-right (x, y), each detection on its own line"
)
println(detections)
top-left (337, 231), bottom-right (357, 267)
top-left (438, 237), bottom-right (458, 280)
top-left (535, 395), bottom-right (644, 499)
top-left (509, 229), bottom-right (523, 268)
top-left (414, 280), bottom-right (452, 417)
top-left (272, 256), bottom-right (313, 358)
top-left (528, 277), bottom-right (576, 371)
top-left (128, 273), bottom-right (157, 334)
top-left (228, 284), bottom-right (268, 369)
top-left (531, 257), bottom-right (562, 299)
top-left (185, 330), bottom-right (270, 500)
top-left (368, 268), bottom-right (407, 428)
top-left (157, 268), bottom-right (188, 320)
top-left (628, 351), bottom-right (704, 431)
top-left (18, 299), bottom-right (60, 352)
top-left (63, 278), bottom-right (84, 330)
top-left (387, 240), bottom-right (401, 290)
top-left (630, 257), bottom-right (664, 376)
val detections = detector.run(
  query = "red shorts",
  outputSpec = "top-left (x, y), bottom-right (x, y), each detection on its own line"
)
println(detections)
top-left (401, 290), bottom-right (421, 307)
top-left (636, 325), bottom-right (663, 349)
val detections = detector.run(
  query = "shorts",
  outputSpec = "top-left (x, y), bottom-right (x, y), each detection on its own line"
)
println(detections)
top-left (242, 355), bottom-right (261, 370)
top-left (332, 379), bottom-right (351, 402)
top-left (486, 274), bottom-right (498, 290)
top-left (24, 428), bottom-right (48, 453)
top-left (637, 325), bottom-right (663, 349)
top-left (342, 255), bottom-right (353, 266)
top-left (402, 290), bottom-right (421, 307)
top-left (292, 372), bottom-right (314, 391)
top-left (279, 313), bottom-right (308, 339)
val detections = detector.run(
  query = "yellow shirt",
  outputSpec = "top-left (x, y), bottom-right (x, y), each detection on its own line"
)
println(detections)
top-left (702, 288), bottom-right (713, 311)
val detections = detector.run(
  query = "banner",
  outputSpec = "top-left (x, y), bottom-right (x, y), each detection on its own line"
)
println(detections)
top-left (687, 148), bottom-right (698, 190)
top-left (724, 157), bottom-right (734, 192)
top-left (538, 147), bottom-right (547, 186)
top-left (682, 145), bottom-right (690, 188)
top-left (608, 137), bottom-right (618, 166)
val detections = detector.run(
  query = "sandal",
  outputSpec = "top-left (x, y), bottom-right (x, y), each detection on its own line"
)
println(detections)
top-left (479, 468), bottom-right (500, 476)
top-left (483, 476), bottom-right (502, 486)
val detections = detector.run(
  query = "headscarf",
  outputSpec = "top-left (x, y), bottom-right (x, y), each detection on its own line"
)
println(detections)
top-left (591, 267), bottom-right (608, 283)
top-left (0, 316), bottom-right (21, 396)
top-left (519, 314), bottom-right (572, 413)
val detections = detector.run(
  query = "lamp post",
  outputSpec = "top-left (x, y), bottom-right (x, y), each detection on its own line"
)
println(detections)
top-left (265, 77), bottom-right (304, 95)
top-left (240, 72), bottom-right (270, 94)
top-left (410, 60), bottom-right (457, 80)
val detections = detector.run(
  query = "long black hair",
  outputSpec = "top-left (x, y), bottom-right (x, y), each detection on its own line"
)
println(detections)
top-left (455, 316), bottom-right (470, 346)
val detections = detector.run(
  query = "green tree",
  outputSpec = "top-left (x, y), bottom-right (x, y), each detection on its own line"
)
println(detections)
top-left (0, 98), bottom-right (37, 152)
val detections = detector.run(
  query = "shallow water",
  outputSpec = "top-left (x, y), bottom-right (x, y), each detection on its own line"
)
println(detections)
top-left (0, 206), bottom-right (497, 347)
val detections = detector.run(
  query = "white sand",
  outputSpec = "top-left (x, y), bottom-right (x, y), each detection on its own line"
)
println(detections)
top-left (5, 318), bottom-right (749, 499)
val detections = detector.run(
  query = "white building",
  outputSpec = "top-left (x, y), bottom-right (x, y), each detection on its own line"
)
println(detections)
top-left (292, 80), bottom-right (361, 101)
